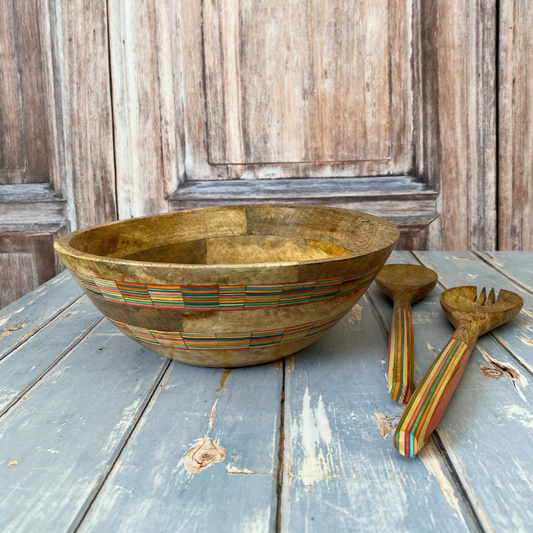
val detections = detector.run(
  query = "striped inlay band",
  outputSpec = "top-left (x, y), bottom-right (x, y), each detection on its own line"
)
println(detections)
top-left (394, 338), bottom-right (470, 457)
top-left (108, 309), bottom-right (346, 351)
top-left (388, 308), bottom-right (413, 404)
top-left (71, 262), bottom-right (383, 312)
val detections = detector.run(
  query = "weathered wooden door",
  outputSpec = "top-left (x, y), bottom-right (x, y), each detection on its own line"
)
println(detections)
top-left (4, 0), bottom-right (531, 309)
top-left (110, 0), bottom-right (430, 249)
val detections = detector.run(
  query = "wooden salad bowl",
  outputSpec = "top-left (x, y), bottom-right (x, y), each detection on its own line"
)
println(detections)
top-left (54, 204), bottom-right (399, 367)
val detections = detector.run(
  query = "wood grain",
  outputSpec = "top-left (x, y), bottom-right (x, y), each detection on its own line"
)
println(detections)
top-left (181, 0), bottom-right (412, 179)
top-left (0, 0), bottom-right (50, 184)
top-left (42, 0), bottom-right (117, 229)
top-left (0, 223), bottom-right (69, 309)
top-left (0, 296), bottom-right (101, 414)
top-left (108, 0), bottom-right (184, 218)
top-left (413, 0), bottom-right (497, 250)
top-left (204, 0), bottom-right (390, 164)
top-left (0, 320), bottom-right (169, 532)
top-left (0, 270), bottom-right (82, 360)
top-left (499, 0), bottom-right (533, 250)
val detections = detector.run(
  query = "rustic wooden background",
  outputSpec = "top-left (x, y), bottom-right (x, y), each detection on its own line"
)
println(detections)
top-left (1, 0), bottom-right (532, 308)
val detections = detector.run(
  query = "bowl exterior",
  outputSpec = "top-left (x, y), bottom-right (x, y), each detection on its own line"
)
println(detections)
top-left (55, 247), bottom-right (391, 367)
top-left (54, 205), bottom-right (398, 367)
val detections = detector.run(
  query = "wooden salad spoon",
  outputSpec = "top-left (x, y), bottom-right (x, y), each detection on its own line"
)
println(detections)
top-left (394, 286), bottom-right (523, 457)
top-left (375, 264), bottom-right (438, 404)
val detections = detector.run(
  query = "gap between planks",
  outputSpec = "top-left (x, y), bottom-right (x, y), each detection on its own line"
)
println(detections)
top-left (473, 251), bottom-right (533, 298)
top-left (364, 259), bottom-right (486, 533)
top-left (70, 359), bottom-right (173, 532)
top-left (275, 358), bottom-right (285, 533)
top-left (0, 293), bottom-right (86, 365)
top-left (0, 316), bottom-right (105, 420)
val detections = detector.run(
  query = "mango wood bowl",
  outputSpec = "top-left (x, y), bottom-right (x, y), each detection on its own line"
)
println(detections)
top-left (54, 205), bottom-right (399, 367)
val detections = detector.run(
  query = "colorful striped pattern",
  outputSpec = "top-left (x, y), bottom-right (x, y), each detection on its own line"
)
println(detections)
top-left (388, 307), bottom-right (414, 404)
top-left (71, 261), bottom-right (383, 312)
top-left (108, 309), bottom-right (346, 351)
top-left (394, 338), bottom-right (470, 457)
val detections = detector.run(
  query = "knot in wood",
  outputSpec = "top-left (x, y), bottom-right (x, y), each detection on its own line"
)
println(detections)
top-left (183, 439), bottom-right (226, 473)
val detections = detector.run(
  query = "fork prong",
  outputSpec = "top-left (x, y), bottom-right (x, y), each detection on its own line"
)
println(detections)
top-left (486, 288), bottom-right (496, 305)
top-left (476, 287), bottom-right (487, 305)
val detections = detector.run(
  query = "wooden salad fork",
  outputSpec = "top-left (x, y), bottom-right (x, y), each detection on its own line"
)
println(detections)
top-left (375, 264), bottom-right (438, 403)
top-left (394, 286), bottom-right (523, 457)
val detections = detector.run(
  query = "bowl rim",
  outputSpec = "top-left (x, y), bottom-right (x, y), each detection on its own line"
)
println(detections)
top-left (54, 204), bottom-right (399, 271)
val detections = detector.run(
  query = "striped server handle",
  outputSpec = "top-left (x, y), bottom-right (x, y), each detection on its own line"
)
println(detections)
top-left (394, 337), bottom-right (471, 457)
top-left (388, 307), bottom-right (414, 404)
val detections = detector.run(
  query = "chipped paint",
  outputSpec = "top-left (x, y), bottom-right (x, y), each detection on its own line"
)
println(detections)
top-left (374, 408), bottom-right (400, 437)
top-left (419, 444), bottom-right (467, 525)
top-left (8, 460), bottom-right (18, 466)
top-left (505, 405), bottom-right (533, 430)
top-left (453, 256), bottom-right (479, 261)
top-left (347, 304), bottom-right (362, 324)
top-left (18, 328), bottom-right (36, 343)
top-left (516, 335), bottom-right (533, 347)
top-left (183, 439), bottom-right (226, 473)
top-left (274, 359), bottom-right (283, 370)
top-left (294, 387), bottom-right (339, 484)
top-left (216, 369), bottom-right (232, 392)
top-left (521, 309), bottom-right (533, 319)
top-left (478, 347), bottom-right (528, 402)
top-left (466, 273), bottom-right (479, 279)
top-left (427, 342), bottom-right (438, 357)
top-left (0, 306), bottom-right (25, 328)
top-left (226, 464), bottom-right (254, 474)
top-left (0, 322), bottom-right (28, 339)
top-left (209, 398), bottom-right (219, 430)
top-left (286, 355), bottom-right (295, 373)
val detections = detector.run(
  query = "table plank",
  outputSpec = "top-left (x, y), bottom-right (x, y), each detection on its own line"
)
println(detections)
top-left (79, 360), bottom-right (283, 533)
top-left (0, 296), bottom-right (102, 414)
top-left (367, 251), bottom-right (533, 532)
top-left (476, 251), bottom-right (533, 294)
top-left (414, 251), bottom-right (533, 375)
top-left (0, 271), bottom-right (83, 361)
top-left (281, 294), bottom-right (474, 533)
top-left (0, 321), bottom-right (168, 533)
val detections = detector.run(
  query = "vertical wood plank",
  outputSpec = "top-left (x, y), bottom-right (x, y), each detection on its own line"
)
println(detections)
top-left (0, 0), bottom-right (50, 184)
top-left (0, 225), bottom-right (68, 309)
top-left (204, 0), bottom-right (390, 164)
top-left (108, 0), bottom-right (185, 219)
top-left (182, 0), bottom-right (412, 180)
top-left (0, 271), bottom-right (83, 360)
top-left (42, 0), bottom-right (116, 229)
top-left (0, 321), bottom-right (169, 532)
top-left (0, 296), bottom-right (101, 413)
top-left (0, 253), bottom-right (36, 308)
top-left (78, 361), bottom-right (282, 532)
top-left (498, 0), bottom-right (533, 250)
top-left (414, 0), bottom-right (497, 250)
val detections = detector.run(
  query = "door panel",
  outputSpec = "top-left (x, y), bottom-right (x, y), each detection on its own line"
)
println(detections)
top-left (180, 0), bottom-right (412, 180)
top-left (0, 0), bottom-right (50, 184)
top-left (204, 0), bottom-right (390, 164)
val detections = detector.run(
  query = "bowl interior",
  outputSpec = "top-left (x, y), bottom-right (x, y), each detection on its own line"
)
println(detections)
top-left (66, 204), bottom-right (398, 267)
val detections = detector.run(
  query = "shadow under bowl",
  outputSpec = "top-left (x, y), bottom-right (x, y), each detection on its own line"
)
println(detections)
top-left (54, 204), bottom-right (399, 367)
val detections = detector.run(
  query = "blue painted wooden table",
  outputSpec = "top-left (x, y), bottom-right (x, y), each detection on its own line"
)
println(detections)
top-left (1, 251), bottom-right (533, 532)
